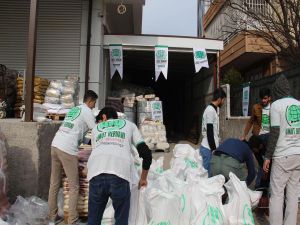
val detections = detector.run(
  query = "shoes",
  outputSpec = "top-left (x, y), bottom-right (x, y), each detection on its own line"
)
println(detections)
top-left (48, 215), bottom-right (63, 225)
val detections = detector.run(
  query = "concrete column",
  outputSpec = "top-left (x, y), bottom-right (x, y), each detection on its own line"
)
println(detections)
top-left (89, 0), bottom-right (106, 110)
top-left (79, 0), bottom-right (106, 110)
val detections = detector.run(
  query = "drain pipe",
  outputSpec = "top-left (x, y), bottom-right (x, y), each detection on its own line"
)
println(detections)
top-left (84, 0), bottom-right (93, 93)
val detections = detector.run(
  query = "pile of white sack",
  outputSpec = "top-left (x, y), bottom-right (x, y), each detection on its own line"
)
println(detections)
top-left (102, 144), bottom-right (262, 225)
top-left (43, 76), bottom-right (79, 114)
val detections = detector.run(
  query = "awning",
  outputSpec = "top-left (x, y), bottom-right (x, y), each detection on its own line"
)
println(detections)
top-left (104, 35), bottom-right (224, 54)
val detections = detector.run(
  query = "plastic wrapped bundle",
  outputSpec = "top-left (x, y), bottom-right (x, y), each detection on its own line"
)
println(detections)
top-left (46, 88), bottom-right (61, 98)
top-left (60, 94), bottom-right (74, 103)
top-left (44, 96), bottom-right (60, 104)
top-left (49, 80), bottom-right (63, 90)
top-left (61, 86), bottom-right (75, 95)
top-left (140, 121), bottom-right (169, 151)
top-left (6, 196), bottom-right (49, 225)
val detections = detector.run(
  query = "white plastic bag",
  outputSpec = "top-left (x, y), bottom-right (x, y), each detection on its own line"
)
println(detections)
top-left (170, 144), bottom-right (207, 181)
top-left (7, 196), bottom-right (49, 225)
top-left (0, 218), bottom-right (9, 225)
top-left (46, 88), bottom-right (61, 98)
top-left (145, 187), bottom-right (182, 225)
top-left (57, 188), bottom-right (64, 218)
top-left (190, 175), bottom-right (227, 225)
top-left (223, 172), bottom-right (262, 225)
top-left (0, 169), bottom-right (9, 218)
top-left (101, 198), bottom-right (115, 225)
top-left (129, 186), bottom-right (147, 225)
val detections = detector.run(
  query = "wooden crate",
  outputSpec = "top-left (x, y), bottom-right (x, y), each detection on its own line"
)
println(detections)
top-left (47, 114), bottom-right (65, 121)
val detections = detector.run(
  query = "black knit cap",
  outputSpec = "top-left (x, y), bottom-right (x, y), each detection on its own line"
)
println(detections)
top-left (272, 74), bottom-right (290, 101)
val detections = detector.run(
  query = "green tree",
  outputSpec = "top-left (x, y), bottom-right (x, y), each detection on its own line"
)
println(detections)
top-left (221, 67), bottom-right (243, 86)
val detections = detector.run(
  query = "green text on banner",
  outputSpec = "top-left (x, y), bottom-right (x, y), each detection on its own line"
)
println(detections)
top-left (155, 45), bottom-right (168, 81)
top-left (193, 47), bottom-right (209, 73)
top-left (109, 44), bottom-right (123, 79)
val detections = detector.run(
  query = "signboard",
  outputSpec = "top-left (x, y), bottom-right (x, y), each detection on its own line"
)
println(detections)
top-left (155, 45), bottom-right (168, 81)
top-left (150, 101), bottom-right (163, 122)
top-left (193, 47), bottom-right (209, 73)
top-left (109, 44), bottom-right (123, 79)
top-left (242, 83), bottom-right (250, 116)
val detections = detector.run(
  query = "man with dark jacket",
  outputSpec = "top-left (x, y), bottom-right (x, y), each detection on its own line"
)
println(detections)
top-left (210, 138), bottom-right (256, 186)
top-left (263, 75), bottom-right (300, 225)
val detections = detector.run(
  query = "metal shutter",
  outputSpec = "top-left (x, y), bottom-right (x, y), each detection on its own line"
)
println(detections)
top-left (0, 0), bottom-right (82, 80)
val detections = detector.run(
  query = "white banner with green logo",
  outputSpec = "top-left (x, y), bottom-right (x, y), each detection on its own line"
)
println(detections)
top-left (109, 44), bottom-right (123, 79)
top-left (150, 101), bottom-right (163, 122)
top-left (155, 45), bottom-right (168, 81)
top-left (242, 83), bottom-right (250, 116)
top-left (193, 47), bottom-right (209, 73)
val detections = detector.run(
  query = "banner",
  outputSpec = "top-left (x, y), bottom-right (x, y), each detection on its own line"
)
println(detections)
top-left (109, 44), bottom-right (123, 79)
top-left (242, 83), bottom-right (250, 116)
top-left (150, 101), bottom-right (163, 122)
top-left (193, 47), bottom-right (209, 73)
top-left (155, 45), bottom-right (168, 81)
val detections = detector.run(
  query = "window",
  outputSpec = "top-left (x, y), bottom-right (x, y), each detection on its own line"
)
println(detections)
top-left (245, 0), bottom-right (268, 14)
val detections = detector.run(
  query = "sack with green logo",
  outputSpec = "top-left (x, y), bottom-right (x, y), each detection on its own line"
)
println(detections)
top-left (190, 175), bottom-right (227, 225)
top-left (145, 186), bottom-right (182, 225)
top-left (164, 173), bottom-right (192, 224)
top-left (170, 144), bottom-right (207, 181)
top-left (223, 172), bottom-right (262, 225)
top-left (148, 157), bottom-right (164, 180)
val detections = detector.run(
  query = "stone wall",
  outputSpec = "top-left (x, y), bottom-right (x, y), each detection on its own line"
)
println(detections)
top-left (0, 119), bottom-right (60, 201)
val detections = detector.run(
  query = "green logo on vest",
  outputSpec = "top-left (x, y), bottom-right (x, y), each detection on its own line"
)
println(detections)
top-left (262, 113), bottom-right (270, 129)
top-left (286, 105), bottom-right (300, 127)
top-left (195, 51), bottom-right (206, 59)
top-left (65, 107), bottom-right (81, 121)
top-left (242, 204), bottom-right (254, 225)
top-left (97, 119), bottom-right (126, 131)
top-left (202, 206), bottom-right (224, 225)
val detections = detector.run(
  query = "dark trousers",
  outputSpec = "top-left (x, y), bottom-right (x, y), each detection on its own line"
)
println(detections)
top-left (88, 174), bottom-right (130, 225)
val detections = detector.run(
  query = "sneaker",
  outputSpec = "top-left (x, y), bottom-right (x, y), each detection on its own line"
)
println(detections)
top-left (49, 215), bottom-right (63, 225)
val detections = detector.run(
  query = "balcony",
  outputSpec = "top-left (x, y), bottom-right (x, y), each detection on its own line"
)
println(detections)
top-left (220, 32), bottom-right (275, 70)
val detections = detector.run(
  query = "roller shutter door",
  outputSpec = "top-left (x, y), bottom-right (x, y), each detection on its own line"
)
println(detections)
top-left (0, 0), bottom-right (82, 79)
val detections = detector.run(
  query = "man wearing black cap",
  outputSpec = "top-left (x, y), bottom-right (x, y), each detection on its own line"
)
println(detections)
top-left (263, 75), bottom-right (300, 225)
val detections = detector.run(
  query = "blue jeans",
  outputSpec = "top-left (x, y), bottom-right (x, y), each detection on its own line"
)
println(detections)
top-left (88, 174), bottom-right (130, 225)
top-left (200, 145), bottom-right (212, 177)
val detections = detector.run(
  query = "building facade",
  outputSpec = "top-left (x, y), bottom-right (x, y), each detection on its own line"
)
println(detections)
top-left (203, 0), bottom-right (288, 82)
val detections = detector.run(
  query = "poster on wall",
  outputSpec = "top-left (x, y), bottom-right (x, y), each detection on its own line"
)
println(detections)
top-left (109, 44), bottom-right (123, 79)
top-left (193, 47), bottom-right (209, 73)
top-left (155, 45), bottom-right (168, 81)
top-left (150, 101), bottom-right (163, 122)
top-left (242, 83), bottom-right (250, 116)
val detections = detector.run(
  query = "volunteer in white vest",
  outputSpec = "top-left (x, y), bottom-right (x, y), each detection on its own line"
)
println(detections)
top-left (263, 75), bottom-right (300, 225)
top-left (87, 107), bottom-right (152, 225)
top-left (200, 88), bottom-right (226, 176)
top-left (48, 90), bottom-right (98, 225)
